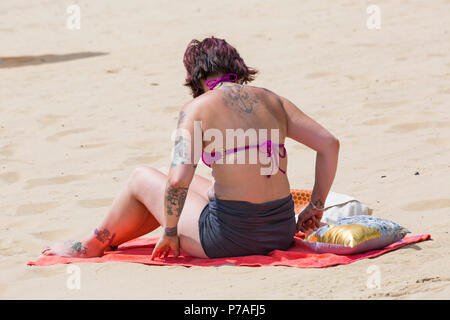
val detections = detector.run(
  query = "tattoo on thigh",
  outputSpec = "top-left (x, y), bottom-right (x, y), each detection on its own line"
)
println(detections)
top-left (165, 184), bottom-right (188, 217)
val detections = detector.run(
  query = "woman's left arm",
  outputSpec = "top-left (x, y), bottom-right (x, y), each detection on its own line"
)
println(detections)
top-left (150, 101), bottom-right (201, 259)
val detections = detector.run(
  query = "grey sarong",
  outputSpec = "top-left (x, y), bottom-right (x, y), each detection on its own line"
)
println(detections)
top-left (198, 194), bottom-right (296, 258)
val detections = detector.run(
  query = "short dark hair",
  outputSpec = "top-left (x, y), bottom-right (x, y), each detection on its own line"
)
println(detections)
top-left (183, 36), bottom-right (258, 98)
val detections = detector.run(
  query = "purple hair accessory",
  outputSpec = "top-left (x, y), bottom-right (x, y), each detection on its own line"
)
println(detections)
top-left (206, 73), bottom-right (238, 90)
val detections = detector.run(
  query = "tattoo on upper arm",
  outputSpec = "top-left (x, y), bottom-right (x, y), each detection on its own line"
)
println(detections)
top-left (170, 135), bottom-right (189, 167)
top-left (177, 111), bottom-right (186, 128)
top-left (165, 184), bottom-right (188, 217)
top-left (222, 85), bottom-right (259, 114)
top-left (171, 111), bottom-right (198, 168)
top-left (171, 110), bottom-right (188, 168)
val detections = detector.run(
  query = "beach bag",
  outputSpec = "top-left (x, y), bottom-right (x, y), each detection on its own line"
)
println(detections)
top-left (291, 189), bottom-right (373, 225)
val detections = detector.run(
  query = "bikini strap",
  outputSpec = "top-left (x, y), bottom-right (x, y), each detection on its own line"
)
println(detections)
top-left (201, 139), bottom-right (287, 178)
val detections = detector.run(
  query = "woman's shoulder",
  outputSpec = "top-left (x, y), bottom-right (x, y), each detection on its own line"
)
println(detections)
top-left (244, 85), bottom-right (283, 103)
top-left (242, 84), bottom-right (276, 94)
top-left (180, 91), bottom-right (223, 124)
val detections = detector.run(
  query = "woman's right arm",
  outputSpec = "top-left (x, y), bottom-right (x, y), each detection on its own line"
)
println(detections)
top-left (279, 96), bottom-right (340, 231)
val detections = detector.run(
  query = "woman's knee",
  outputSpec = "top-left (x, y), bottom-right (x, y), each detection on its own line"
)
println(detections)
top-left (128, 166), bottom-right (164, 195)
top-left (158, 165), bottom-right (169, 175)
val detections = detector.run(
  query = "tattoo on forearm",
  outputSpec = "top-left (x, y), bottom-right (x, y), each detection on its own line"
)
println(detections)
top-left (94, 228), bottom-right (116, 245)
top-left (165, 184), bottom-right (188, 217)
top-left (164, 226), bottom-right (178, 237)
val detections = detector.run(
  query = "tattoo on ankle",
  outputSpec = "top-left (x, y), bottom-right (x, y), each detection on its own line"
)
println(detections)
top-left (94, 228), bottom-right (116, 245)
top-left (164, 226), bottom-right (178, 237)
top-left (71, 241), bottom-right (87, 254)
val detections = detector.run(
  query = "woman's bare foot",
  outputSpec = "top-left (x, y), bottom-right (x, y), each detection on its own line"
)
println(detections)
top-left (41, 227), bottom-right (117, 258)
top-left (41, 238), bottom-right (105, 258)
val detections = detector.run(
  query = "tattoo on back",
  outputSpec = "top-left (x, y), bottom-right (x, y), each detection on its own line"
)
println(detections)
top-left (165, 184), bottom-right (188, 217)
top-left (222, 85), bottom-right (259, 113)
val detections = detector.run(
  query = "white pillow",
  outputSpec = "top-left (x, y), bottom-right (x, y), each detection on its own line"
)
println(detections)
top-left (294, 191), bottom-right (373, 225)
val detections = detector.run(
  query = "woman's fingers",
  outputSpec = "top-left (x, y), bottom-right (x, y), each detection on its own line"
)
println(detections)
top-left (312, 216), bottom-right (321, 229)
top-left (150, 237), bottom-right (182, 260)
top-left (298, 216), bottom-right (313, 233)
top-left (297, 219), bottom-right (306, 233)
top-left (151, 245), bottom-right (174, 260)
top-left (150, 249), bottom-right (157, 260)
top-left (305, 218), bottom-right (313, 228)
top-left (151, 245), bottom-right (163, 260)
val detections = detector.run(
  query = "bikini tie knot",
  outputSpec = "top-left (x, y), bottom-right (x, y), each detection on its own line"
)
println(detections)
top-left (259, 139), bottom-right (287, 178)
top-left (206, 73), bottom-right (238, 90)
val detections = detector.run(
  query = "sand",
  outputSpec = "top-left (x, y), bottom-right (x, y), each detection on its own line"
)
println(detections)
top-left (0, 0), bottom-right (449, 299)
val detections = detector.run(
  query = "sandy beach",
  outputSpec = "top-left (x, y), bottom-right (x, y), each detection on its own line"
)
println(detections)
top-left (1, 0), bottom-right (449, 299)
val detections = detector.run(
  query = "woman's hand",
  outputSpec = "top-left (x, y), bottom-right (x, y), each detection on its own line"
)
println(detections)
top-left (296, 204), bottom-right (325, 234)
top-left (150, 233), bottom-right (180, 260)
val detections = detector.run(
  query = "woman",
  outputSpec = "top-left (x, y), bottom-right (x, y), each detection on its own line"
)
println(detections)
top-left (42, 36), bottom-right (339, 259)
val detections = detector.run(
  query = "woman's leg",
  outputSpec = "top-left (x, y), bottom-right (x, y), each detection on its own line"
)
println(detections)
top-left (42, 166), bottom-right (209, 258)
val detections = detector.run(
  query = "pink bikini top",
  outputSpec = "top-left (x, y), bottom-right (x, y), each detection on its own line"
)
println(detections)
top-left (201, 140), bottom-right (287, 178)
top-left (202, 73), bottom-right (287, 178)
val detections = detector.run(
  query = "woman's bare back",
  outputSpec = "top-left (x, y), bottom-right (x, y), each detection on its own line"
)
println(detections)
top-left (198, 82), bottom-right (291, 203)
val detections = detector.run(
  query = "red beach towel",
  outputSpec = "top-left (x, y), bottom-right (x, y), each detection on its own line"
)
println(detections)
top-left (28, 234), bottom-right (431, 268)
